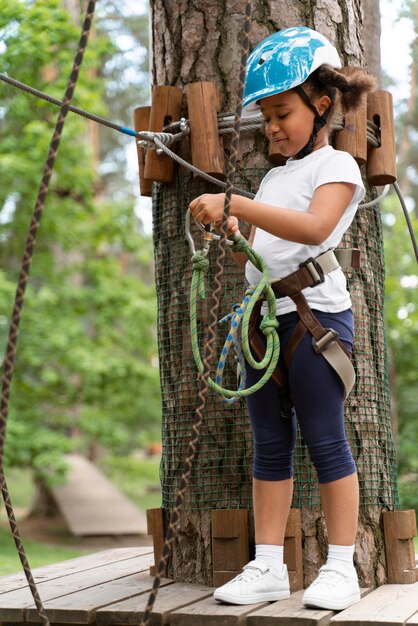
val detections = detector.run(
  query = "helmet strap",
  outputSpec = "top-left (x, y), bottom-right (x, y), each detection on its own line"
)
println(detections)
top-left (294, 86), bottom-right (332, 159)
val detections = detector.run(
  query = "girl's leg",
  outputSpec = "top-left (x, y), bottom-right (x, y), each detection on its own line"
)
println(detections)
top-left (213, 351), bottom-right (295, 605)
top-left (253, 476), bottom-right (293, 545)
top-left (287, 309), bottom-right (361, 610)
top-left (320, 472), bottom-right (359, 545)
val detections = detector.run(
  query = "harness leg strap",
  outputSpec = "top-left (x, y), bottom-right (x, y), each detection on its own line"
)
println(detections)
top-left (289, 292), bottom-right (356, 398)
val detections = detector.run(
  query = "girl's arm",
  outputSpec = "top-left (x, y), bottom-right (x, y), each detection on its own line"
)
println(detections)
top-left (189, 181), bottom-right (356, 246)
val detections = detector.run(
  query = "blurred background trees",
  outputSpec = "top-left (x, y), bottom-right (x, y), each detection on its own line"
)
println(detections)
top-left (0, 0), bottom-right (160, 491)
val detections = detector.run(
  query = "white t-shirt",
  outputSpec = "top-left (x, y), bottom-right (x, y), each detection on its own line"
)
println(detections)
top-left (245, 145), bottom-right (365, 315)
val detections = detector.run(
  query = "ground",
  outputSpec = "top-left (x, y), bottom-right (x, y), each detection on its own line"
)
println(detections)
top-left (6, 511), bottom-right (153, 550)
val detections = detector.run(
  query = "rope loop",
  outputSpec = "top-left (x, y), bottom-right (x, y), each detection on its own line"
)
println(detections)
top-left (260, 314), bottom-right (279, 336)
top-left (190, 233), bottom-right (280, 400)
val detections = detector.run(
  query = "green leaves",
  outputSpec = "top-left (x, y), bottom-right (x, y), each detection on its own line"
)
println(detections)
top-left (0, 0), bottom-right (159, 480)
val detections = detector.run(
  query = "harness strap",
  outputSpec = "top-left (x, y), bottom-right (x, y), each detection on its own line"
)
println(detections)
top-left (271, 248), bottom-right (359, 299)
top-left (288, 292), bottom-right (355, 397)
top-left (248, 247), bottom-right (359, 399)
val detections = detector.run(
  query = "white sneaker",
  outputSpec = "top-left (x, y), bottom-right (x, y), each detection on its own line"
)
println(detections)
top-left (302, 562), bottom-right (361, 610)
top-left (213, 560), bottom-right (290, 605)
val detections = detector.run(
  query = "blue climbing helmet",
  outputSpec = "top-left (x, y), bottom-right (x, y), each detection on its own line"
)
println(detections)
top-left (243, 26), bottom-right (342, 114)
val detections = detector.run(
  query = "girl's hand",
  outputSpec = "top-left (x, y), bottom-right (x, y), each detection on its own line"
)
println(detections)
top-left (189, 193), bottom-right (227, 227)
top-left (226, 215), bottom-right (241, 237)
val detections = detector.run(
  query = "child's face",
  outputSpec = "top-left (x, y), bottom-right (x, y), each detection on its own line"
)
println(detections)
top-left (260, 90), bottom-right (326, 158)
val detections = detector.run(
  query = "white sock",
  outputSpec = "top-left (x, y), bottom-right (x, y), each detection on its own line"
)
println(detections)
top-left (326, 544), bottom-right (356, 571)
top-left (255, 544), bottom-right (284, 572)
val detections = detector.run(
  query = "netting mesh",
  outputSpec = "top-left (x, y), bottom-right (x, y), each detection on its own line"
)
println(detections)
top-left (152, 166), bottom-right (399, 511)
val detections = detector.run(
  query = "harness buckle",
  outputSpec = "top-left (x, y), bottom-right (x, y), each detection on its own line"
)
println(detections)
top-left (312, 328), bottom-right (339, 354)
top-left (299, 257), bottom-right (325, 287)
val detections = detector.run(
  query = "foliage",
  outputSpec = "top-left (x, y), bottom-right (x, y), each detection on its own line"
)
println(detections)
top-left (381, 192), bottom-right (418, 510)
top-left (0, 0), bottom-right (160, 485)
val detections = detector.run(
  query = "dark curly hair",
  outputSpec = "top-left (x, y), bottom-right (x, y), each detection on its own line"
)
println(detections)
top-left (304, 64), bottom-right (377, 115)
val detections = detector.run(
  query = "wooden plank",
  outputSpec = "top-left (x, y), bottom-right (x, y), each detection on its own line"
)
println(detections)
top-left (330, 582), bottom-right (418, 625)
top-left (25, 573), bottom-right (173, 623)
top-left (383, 510), bottom-right (417, 584)
top-left (211, 510), bottom-right (249, 587)
top-left (0, 552), bottom-right (154, 622)
top-left (170, 594), bottom-right (268, 626)
top-left (96, 581), bottom-right (213, 625)
top-left (0, 548), bottom-right (151, 595)
top-left (51, 454), bottom-right (148, 536)
top-left (284, 509), bottom-right (303, 592)
top-left (147, 508), bottom-right (167, 577)
top-left (247, 589), bottom-right (335, 625)
top-left (406, 611), bottom-right (418, 624)
top-left (247, 588), bottom-right (372, 625)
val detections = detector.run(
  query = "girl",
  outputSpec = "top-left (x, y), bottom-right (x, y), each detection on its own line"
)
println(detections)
top-left (189, 27), bottom-right (376, 610)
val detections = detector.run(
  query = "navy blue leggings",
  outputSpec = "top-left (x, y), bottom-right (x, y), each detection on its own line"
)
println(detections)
top-left (246, 308), bottom-right (356, 484)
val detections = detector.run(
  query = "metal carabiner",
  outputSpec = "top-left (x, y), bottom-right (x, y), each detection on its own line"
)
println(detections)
top-left (185, 208), bottom-right (234, 257)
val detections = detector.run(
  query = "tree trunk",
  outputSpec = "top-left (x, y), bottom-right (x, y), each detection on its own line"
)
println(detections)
top-left (361, 0), bottom-right (381, 82)
top-left (150, 0), bottom-right (396, 588)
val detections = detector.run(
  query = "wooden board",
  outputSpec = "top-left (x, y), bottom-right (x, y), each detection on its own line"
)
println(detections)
top-left (0, 548), bottom-right (151, 595)
top-left (330, 582), bottom-right (418, 625)
top-left (25, 573), bottom-right (173, 623)
top-left (247, 589), bottom-right (372, 626)
top-left (0, 550), bottom-right (154, 621)
top-left (0, 549), bottom-right (417, 626)
top-left (50, 454), bottom-right (148, 535)
top-left (246, 590), bottom-right (334, 625)
top-left (96, 582), bottom-right (213, 625)
top-left (170, 595), bottom-right (269, 625)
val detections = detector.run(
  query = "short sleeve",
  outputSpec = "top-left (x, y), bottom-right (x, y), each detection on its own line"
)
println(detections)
top-left (314, 150), bottom-right (365, 204)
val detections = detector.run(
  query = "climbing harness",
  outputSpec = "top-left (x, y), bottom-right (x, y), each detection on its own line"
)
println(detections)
top-left (187, 209), bottom-right (359, 404)
top-left (248, 248), bottom-right (360, 398)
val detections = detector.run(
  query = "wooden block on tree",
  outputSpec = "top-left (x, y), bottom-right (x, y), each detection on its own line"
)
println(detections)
top-left (211, 509), bottom-right (249, 587)
top-left (144, 85), bottom-right (183, 183)
top-left (133, 106), bottom-right (153, 197)
top-left (383, 509), bottom-right (417, 583)
top-left (186, 81), bottom-right (225, 179)
top-left (367, 90), bottom-right (397, 185)
top-left (334, 67), bottom-right (368, 165)
top-left (284, 508), bottom-right (303, 591)
top-left (147, 507), bottom-right (167, 577)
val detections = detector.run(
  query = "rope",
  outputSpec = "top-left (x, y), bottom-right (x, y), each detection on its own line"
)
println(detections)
top-left (190, 236), bottom-right (280, 401)
top-left (153, 136), bottom-right (254, 199)
top-left (0, 3), bottom-right (97, 625)
top-left (139, 4), bottom-right (253, 625)
top-left (393, 181), bottom-right (418, 263)
top-left (0, 72), bottom-right (138, 138)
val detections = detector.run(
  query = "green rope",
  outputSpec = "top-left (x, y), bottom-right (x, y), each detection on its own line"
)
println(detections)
top-left (190, 234), bottom-right (280, 399)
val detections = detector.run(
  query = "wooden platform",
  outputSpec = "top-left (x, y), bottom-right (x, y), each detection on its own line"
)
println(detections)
top-left (50, 454), bottom-right (148, 536)
top-left (0, 548), bottom-right (418, 625)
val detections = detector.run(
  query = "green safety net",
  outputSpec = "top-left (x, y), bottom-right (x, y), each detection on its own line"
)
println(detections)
top-left (152, 166), bottom-right (399, 511)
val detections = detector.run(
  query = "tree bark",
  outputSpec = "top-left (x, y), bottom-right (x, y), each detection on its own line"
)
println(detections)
top-left (151, 0), bottom-right (395, 588)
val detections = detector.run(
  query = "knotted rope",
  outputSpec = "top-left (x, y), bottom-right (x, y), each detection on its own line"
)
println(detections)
top-left (139, 4), bottom-right (253, 625)
top-left (0, 3), bottom-right (97, 625)
top-left (190, 234), bottom-right (280, 401)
